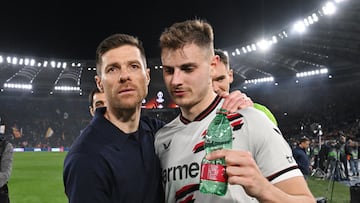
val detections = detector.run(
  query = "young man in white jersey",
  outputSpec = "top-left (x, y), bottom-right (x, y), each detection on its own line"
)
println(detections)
top-left (155, 19), bottom-right (315, 203)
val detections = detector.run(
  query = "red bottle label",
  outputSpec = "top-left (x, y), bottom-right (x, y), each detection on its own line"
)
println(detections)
top-left (200, 163), bottom-right (226, 182)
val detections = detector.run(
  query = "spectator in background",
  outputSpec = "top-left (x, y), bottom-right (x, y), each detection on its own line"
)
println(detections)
top-left (348, 138), bottom-right (359, 176)
top-left (213, 48), bottom-right (278, 125)
top-left (155, 19), bottom-right (315, 203)
top-left (339, 134), bottom-right (350, 180)
top-left (88, 88), bottom-right (107, 117)
top-left (0, 135), bottom-right (13, 203)
top-left (293, 136), bottom-right (312, 180)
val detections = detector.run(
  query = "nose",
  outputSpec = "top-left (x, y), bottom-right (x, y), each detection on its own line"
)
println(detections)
top-left (119, 69), bottom-right (131, 82)
top-left (213, 83), bottom-right (220, 94)
top-left (170, 69), bottom-right (183, 86)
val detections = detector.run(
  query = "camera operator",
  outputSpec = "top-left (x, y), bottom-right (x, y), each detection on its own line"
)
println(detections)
top-left (327, 140), bottom-right (343, 181)
top-left (318, 141), bottom-right (330, 172)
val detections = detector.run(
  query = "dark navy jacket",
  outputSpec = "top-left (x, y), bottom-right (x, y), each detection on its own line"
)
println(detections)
top-left (63, 107), bottom-right (165, 203)
top-left (292, 145), bottom-right (310, 176)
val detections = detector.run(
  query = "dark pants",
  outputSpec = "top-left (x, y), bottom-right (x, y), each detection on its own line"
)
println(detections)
top-left (340, 158), bottom-right (349, 179)
top-left (0, 184), bottom-right (9, 203)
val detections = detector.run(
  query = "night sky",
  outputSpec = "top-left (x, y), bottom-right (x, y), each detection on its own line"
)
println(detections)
top-left (0, 0), bottom-right (320, 60)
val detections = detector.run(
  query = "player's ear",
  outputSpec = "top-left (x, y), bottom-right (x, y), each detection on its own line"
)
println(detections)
top-left (95, 75), bottom-right (104, 92)
top-left (145, 68), bottom-right (150, 85)
top-left (228, 69), bottom-right (234, 83)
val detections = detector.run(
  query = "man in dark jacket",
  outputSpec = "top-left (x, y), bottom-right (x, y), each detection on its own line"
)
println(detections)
top-left (293, 136), bottom-right (311, 180)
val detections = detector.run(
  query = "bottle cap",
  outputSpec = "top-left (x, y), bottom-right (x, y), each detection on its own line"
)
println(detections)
top-left (217, 108), bottom-right (227, 114)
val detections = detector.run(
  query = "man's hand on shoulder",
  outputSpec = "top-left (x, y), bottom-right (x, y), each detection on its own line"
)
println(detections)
top-left (220, 90), bottom-right (254, 113)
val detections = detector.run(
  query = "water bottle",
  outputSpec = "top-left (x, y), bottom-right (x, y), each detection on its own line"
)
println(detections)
top-left (199, 108), bottom-right (232, 196)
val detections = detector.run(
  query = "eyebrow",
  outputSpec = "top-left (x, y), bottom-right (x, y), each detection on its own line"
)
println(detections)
top-left (162, 62), bottom-right (197, 69)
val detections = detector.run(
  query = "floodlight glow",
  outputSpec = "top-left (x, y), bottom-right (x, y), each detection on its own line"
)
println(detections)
top-left (12, 57), bottom-right (18, 65)
top-left (312, 13), bottom-right (319, 22)
top-left (43, 61), bottom-right (48, 67)
top-left (244, 76), bottom-right (274, 84)
top-left (256, 40), bottom-right (270, 51)
top-left (242, 47), bottom-right (247, 53)
top-left (54, 86), bottom-right (81, 91)
top-left (4, 83), bottom-right (32, 90)
top-left (320, 68), bottom-right (328, 74)
top-left (304, 18), bottom-right (310, 26)
top-left (246, 45), bottom-right (252, 52)
top-left (19, 58), bottom-right (23, 65)
top-left (272, 36), bottom-right (277, 44)
top-left (235, 49), bottom-right (240, 55)
top-left (24, 58), bottom-right (30, 66)
top-left (293, 21), bottom-right (306, 33)
top-left (251, 44), bottom-right (257, 51)
top-left (323, 2), bottom-right (336, 15)
top-left (30, 59), bottom-right (35, 66)
top-left (296, 68), bottom-right (329, 77)
top-left (282, 31), bottom-right (288, 38)
top-left (307, 16), bottom-right (314, 24)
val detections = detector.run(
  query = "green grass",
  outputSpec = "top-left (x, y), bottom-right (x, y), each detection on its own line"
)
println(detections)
top-left (8, 152), bottom-right (352, 203)
top-left (307, 176), bottom-right (351, 203)
top-left (9, 152), bottom-right (67, 203)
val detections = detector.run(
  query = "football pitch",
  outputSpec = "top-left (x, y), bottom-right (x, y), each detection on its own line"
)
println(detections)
top-left (9, 152), bottom-right (67, 203)
top-left (8, 152), bottom-right (351, 203)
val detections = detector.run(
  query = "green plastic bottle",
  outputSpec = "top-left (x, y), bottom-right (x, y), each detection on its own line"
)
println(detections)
top-left (199, 108), bottom-right (232, 196)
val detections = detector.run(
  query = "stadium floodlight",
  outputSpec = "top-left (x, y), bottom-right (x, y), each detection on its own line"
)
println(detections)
top-left (242, 47), bottom-right (247, 53)
top-left (256, 39), bottom-right (271, 51)
top-left (54, 85), bottom-right (81, 92)
top-left (293, 20), bottom-right (306, 33)
top-left (4, 83), bottom-right (33, 90)
top-left (296, 68), bottom-right (329, 78)
top-left (43, 61), bottom-right (48, 67)
top-left (322, 2), bottom-right (336, 15)
top-left (245, 76), bottom-right (274, 84)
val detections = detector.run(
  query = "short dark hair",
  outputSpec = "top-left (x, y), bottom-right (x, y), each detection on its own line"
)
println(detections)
top-left (299, 136), bottom-right (310, 144)
top-left (95, 33), bottom-right (147, 76)
top-left (214, 48), bottom-right (229, 67)
top-left (88, 88), bottom-right (101, 107)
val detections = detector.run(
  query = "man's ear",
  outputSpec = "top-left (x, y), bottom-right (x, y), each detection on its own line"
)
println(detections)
top-left (145, 68), bottom-right (151, 85)
top-left (228, 69), bottom-right (234, 84)
top-left (210, 55), bottom-right (220, 77)
top-left (95, 75), bottom-right (104, 92)
top-left (211, 54), bottom-right (220, 66)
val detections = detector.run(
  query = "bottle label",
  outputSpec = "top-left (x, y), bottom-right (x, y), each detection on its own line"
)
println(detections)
top-left (200, 163), bottom-right (226, 182)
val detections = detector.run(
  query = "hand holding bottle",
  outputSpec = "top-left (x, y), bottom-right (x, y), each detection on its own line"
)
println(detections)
top-left (205, 149), bottom-right (273, 200)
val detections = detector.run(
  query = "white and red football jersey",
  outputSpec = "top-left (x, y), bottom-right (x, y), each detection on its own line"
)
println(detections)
top-left (155, 97), bottom-right (302, 203)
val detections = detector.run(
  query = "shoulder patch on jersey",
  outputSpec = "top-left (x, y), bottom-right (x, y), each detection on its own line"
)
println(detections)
top-left (163, 140), bottom-right (172, 151)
